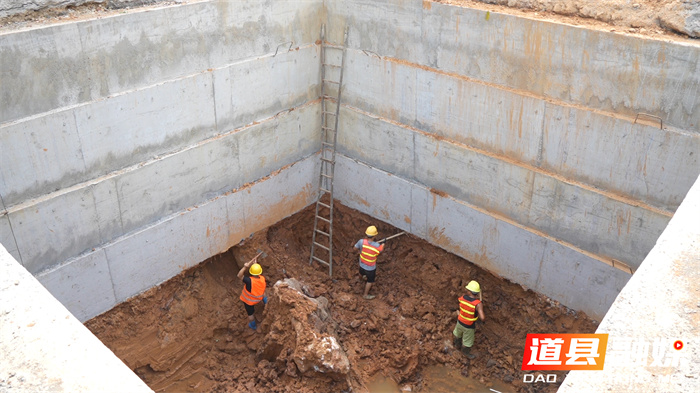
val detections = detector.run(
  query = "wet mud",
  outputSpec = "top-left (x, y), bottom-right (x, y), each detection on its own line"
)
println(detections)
top-left (86, 202), bottom-right (598, 392)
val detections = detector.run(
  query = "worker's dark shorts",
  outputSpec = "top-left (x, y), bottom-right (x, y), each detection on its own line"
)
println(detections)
top-left (359, 267), bottom-right (376, 283)
top-left (243, 303), bottom-right (256, 316)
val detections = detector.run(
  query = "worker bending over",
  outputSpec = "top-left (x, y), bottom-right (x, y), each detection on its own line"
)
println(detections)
top-left (237, 256), bottom-right (267, 330)
top-left (353, 225), bottom-right (385, 300)
top-left (453, 280), bottom-right (486, 359)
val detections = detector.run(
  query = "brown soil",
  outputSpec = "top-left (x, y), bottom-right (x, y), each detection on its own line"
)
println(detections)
top-left (85, 202), bottom-right (598, 393)
top-left (1, 0), bottom-right (696, 42)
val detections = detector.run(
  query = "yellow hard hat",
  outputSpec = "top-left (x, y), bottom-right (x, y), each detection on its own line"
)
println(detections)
top-left (249, 263), bottom-right (262, 275)
top-left (466, 280), bottom-right (480, 293)
top-left (366, 226), bottom-right (378, 236)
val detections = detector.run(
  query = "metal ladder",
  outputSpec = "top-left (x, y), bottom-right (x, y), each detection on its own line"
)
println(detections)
top-left (309, 25), bottom-right (348, 277)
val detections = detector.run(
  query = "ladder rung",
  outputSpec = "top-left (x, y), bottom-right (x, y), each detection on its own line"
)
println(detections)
top-left (323, 63), bottom-right (342, 68)
top-left (316, 216), bottom-right (331, 224)
top-left (322, 95), bottom-right (337, 100)
top-left (322, 141), bottom-right (334, 146)
top-left (315, 228), bottom-right (330, 237)
top-left (312, 256), bottom-right (330, 266)
top-left (317, 201), bottom-right (331, 209)
top-left (322, 111), bottom-right (337, 116)
top-left (320, 189), bottom-right (332, 195)
top-left (323, 43), bottom-right (344, 50)
top-left (320, 158), bottom-right (335, 164)
top-left (321, 174), bottom-right (333, 179)
top-left (323, 79), bottom-right (340, 84)
top-left (313, 241), bottom-right (330, 251)
top-left (321, 126), bottom-right (335, 130)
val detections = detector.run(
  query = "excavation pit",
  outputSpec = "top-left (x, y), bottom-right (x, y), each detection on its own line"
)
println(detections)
top-left (85, 203), bottom-right (597, 393)
top-left (1, 1), bottom-right (698, 392)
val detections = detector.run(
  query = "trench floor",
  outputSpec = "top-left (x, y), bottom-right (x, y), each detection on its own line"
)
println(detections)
top-left (85, 202), bottom-right (597, 393)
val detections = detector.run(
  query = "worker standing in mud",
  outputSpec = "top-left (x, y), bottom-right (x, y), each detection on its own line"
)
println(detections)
top-left (237, 255), bottom-right (267, 330)
top-left (453, 280), bottom-right (485, 359)
top-left (352, 225), bottom-right (385, 300)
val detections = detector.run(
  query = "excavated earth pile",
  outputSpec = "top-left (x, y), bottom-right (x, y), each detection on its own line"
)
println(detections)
top-left (86, 202), bottom-right (598, 393)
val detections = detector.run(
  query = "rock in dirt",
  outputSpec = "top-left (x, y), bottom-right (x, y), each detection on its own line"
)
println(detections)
top-left (258, 278), bottom-right (350, 381)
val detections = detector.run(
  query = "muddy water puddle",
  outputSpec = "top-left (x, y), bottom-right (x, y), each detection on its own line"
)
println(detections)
top-left (369, 365), bottom-right (515, 393)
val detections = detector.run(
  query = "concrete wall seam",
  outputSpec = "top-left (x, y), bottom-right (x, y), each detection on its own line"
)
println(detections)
top-left (340, 102), bottom-right (676, 219)
top-left (326, 0), bottom-right (700, 131)
top-left (0, 0), bottom-right (325, 124)
top-left (36, 155), bottom-right (320, 321)
top-left (333, 154), bottom-right (631, 320)
top-left (0, 45), bottom-right (321, 208)
top-left (340, 48), bottom-right (700, 213)
top-left (1, 102), bottom-right (321, 275)
top-left (335, 152), bottom-right (634, 275)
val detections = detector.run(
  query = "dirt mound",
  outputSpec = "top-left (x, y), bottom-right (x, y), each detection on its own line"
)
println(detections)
top-left (86, 202), bottom-right (598, 392)
top-left (258, 278), bottom-right (351, 383)
top-left (440, 0), bottom-right (699, 39)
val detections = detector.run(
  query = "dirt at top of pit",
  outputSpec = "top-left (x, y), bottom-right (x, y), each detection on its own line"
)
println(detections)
top-left (86, 202), bottom-right (598, 393)
top-left (0, 0), bottom-right (697, 43)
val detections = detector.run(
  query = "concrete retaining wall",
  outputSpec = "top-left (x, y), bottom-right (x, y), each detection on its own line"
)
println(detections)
top-left (0, 0), bottom-right (697, 334)
top-left (326, 0), bottom-right (700, 132)
top-left (560, 174), bottom-right (700, 392)
top-left (334, 154), bottom-right (630, 320)
top-left (0, 0), bottom-right (323, 321)
top-left (326, 0), bottom-right (700, 318)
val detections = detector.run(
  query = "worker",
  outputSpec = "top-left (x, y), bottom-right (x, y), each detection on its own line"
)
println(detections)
top-left (237, 256), bottom-right (267, 330)
top-left (352, 225), bottom-right (385, 300)
top-left (453, 280), bottom-right (485, 359)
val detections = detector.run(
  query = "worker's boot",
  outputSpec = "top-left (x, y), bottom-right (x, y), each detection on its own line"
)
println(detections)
top-left (461, 346), bottom-right (476, 360)
top-left (453, 337), bottom-right (462, 350)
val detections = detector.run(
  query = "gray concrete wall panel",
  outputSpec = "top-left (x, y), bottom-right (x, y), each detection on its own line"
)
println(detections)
top-left (337, 108), bottom-right (416, 180)
top-left (1, 47), bottom-right (318, 208)
top-left (214, 46), bottom-right (320, 134)
top-left (0, 0), bottom-right (323, 124)
top-left (238, 104), bottom-right (321, 182)
top-left (114, 133), bottom-right (239, 233)
top-left (327, 0), bottom-right (700, 131)
top-left (0, 214), bottom-right (20, 262)
top-left (104, 195), bottom-right (229, 303)
top-left (333, 155), bottom-right (628, 320)
top-left (343, 50), bottom-right (545, 165)
top-left (91, 178), bottom-right (124, 245)
top-left (6, 104), bottom-right (319, 275)
top-left (9, 187), bottom-right (103, 275)
top-left (104, 155), bottom-right (316, 306)
top-left (334, 155), bottom-right (414, 236)
top-left (527, 173), bottom-right (669, 268)
top-left (0, 110), bottom-right (84, 207)
top-left (242, 157), bottom-right (318, 234)
top-left (341, 52), bottom-right (699, 213)
top-left (36, 249), bottom-right (117, 322)
top-left (541, 104), bottom-right (700, 212)
top-left (339, 107), bottom-right (670, 268)
top-left (73, 72), bottom-right (217, 178)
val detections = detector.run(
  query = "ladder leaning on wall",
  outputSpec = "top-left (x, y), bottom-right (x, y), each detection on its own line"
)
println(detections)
top-left (309, 25), bottom-right (348, 278)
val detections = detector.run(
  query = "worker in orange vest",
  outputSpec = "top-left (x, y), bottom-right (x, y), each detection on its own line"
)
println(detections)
top-left (453, 280), bottom-right (485, 359)
top-left (352, 225), bottom-right (385, 300)
top-left (237, 255), bottom-right (267, 330)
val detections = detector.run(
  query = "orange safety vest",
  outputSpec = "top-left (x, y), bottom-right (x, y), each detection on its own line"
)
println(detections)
top-left (240, 275), bottom-right (266, 305)
top-left (360, 239), bottom-right (384, 267)
top-left (457, 295), bottom-right (480, 326)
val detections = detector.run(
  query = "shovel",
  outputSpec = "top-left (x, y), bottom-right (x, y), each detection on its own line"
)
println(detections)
top-left (377, 231), bottom-right (406, 244)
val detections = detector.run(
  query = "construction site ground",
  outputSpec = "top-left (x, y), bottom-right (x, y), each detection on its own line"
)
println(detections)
top-left (86, 202), bottom-right (598, 393)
